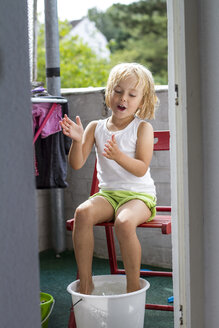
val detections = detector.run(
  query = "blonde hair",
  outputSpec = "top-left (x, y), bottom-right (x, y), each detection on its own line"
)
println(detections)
top-left (105, 63), bottom-right (159, 119)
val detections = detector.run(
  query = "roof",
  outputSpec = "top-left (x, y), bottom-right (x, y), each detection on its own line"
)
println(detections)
top-left (70, 19), bottom-right (83, 28)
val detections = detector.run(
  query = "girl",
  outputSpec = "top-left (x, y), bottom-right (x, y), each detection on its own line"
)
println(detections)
top-left (60, 63), bottom-right (159, 294)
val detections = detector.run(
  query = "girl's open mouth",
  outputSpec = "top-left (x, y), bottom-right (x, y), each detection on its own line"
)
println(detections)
top-left (117, 105), bottom-right (126, 111)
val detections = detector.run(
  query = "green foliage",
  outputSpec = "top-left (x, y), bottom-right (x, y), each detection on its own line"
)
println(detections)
top-left (88, 0), bottom-right (167, 84)
top-left (37, 0), bottom-right (168, 87)
top-left (37, 20), bottom-right (111, 88)
top-left (37, 23), bottom-right (47, 84)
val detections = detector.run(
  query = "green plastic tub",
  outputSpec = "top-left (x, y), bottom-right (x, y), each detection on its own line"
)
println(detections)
top-left (40, 292), bottom-right (54, 328)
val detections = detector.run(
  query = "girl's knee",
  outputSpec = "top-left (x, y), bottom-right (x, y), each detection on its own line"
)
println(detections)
top-left (114, 217), bottom-right (135, 240)
top-left (74, 204), bottom-right (94, 226)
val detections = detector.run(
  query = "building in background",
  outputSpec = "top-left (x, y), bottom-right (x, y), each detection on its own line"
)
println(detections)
top-left (69, 17), bottom-right (110, 60)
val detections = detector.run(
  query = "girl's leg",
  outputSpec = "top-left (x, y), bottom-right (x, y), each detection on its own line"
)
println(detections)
top-left (114, 200), bottom-right (151, 293)
top-left (73, 196), bottom-right (114, 294)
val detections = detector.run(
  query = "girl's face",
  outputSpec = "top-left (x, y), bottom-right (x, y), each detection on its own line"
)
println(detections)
top-left (109, 75), bottom-right (144, 120)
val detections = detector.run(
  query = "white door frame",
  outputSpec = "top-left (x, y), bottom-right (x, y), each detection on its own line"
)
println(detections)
top-left (167, 0), bottom-right (204, 327)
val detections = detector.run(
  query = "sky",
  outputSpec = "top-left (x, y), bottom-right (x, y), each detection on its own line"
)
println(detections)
top-left (37, 0), bottom-right (135, 22)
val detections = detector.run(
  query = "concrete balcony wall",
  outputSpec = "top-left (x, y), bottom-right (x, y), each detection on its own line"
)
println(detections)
top-left (37, 86), bottom-right (172, 268)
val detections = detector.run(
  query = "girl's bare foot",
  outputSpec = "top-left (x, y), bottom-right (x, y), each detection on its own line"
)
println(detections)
top-left (127, 281), bottom-right (141, 293)
top-left (127, 286), bottom-right (140, 293)
top-left (77, 280), bottom-right (94, 295)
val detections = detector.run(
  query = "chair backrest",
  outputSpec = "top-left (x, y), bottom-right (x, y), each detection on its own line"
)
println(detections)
top-left (90, 130), bottom-right (170, 196)
top-left (154, 131), bottom-right (170, 151)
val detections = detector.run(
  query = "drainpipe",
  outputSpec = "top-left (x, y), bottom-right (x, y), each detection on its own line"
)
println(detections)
top-left (44, 0), bottom-right (65, 256)
top-left (44, 0), bottom-right (61, 96)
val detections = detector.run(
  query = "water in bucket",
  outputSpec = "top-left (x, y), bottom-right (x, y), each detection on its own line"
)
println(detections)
top-left (67, 275), bottom-right (150, 328)
top-left (91, 280), bottom-right (126, 296)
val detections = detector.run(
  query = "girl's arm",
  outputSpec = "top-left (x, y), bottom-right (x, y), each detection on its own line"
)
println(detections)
top-left (103, 122), bottom-right (154, 177)
top-left (60, 115), bottom-right (97, 170)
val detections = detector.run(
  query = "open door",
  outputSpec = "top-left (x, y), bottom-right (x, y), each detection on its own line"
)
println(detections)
top-left (167, 0), bottom-right (204, 327)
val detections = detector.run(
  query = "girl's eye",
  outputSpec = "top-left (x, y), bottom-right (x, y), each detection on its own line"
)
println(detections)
top-left (130, 94), bottom-right (136, 97)
top-left (115, 90), bottom-right (121, 93)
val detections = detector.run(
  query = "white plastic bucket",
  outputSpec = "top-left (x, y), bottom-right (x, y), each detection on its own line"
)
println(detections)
top-left (67, 274), bottom-right (150, 328)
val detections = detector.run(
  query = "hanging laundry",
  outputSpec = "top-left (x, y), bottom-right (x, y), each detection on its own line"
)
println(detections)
top-left (32, 98), bottom-right (71, 189)
top-left (32, 102), bottom-right (62, 138)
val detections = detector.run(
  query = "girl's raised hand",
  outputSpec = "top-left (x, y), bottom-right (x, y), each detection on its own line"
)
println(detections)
top-left (60, 114), bottom-right (84, 142)
top-left (103, 134), bottom-right (121, 161)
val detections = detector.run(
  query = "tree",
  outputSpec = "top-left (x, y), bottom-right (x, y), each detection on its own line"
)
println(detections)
top-left (88, 0), bottom-right (167, 84)
top-left (37, 20), bottom-right (111, 88)
top-left (37, 0), bottom-right (167, 87)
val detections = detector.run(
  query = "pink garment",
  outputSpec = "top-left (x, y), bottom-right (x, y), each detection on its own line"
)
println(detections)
top-left (32, 102), bottom-right (62, 138)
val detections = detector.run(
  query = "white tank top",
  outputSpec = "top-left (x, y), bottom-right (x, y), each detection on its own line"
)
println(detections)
top-left (94, 117), bottom-right (156, 196)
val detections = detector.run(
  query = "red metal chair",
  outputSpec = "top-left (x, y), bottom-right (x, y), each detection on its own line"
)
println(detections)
top-left (67, 131), bottom-right (173, 327)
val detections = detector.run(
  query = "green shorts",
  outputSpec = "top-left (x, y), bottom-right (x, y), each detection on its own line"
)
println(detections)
top-left (89, 190), bottom-right (156, 222)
